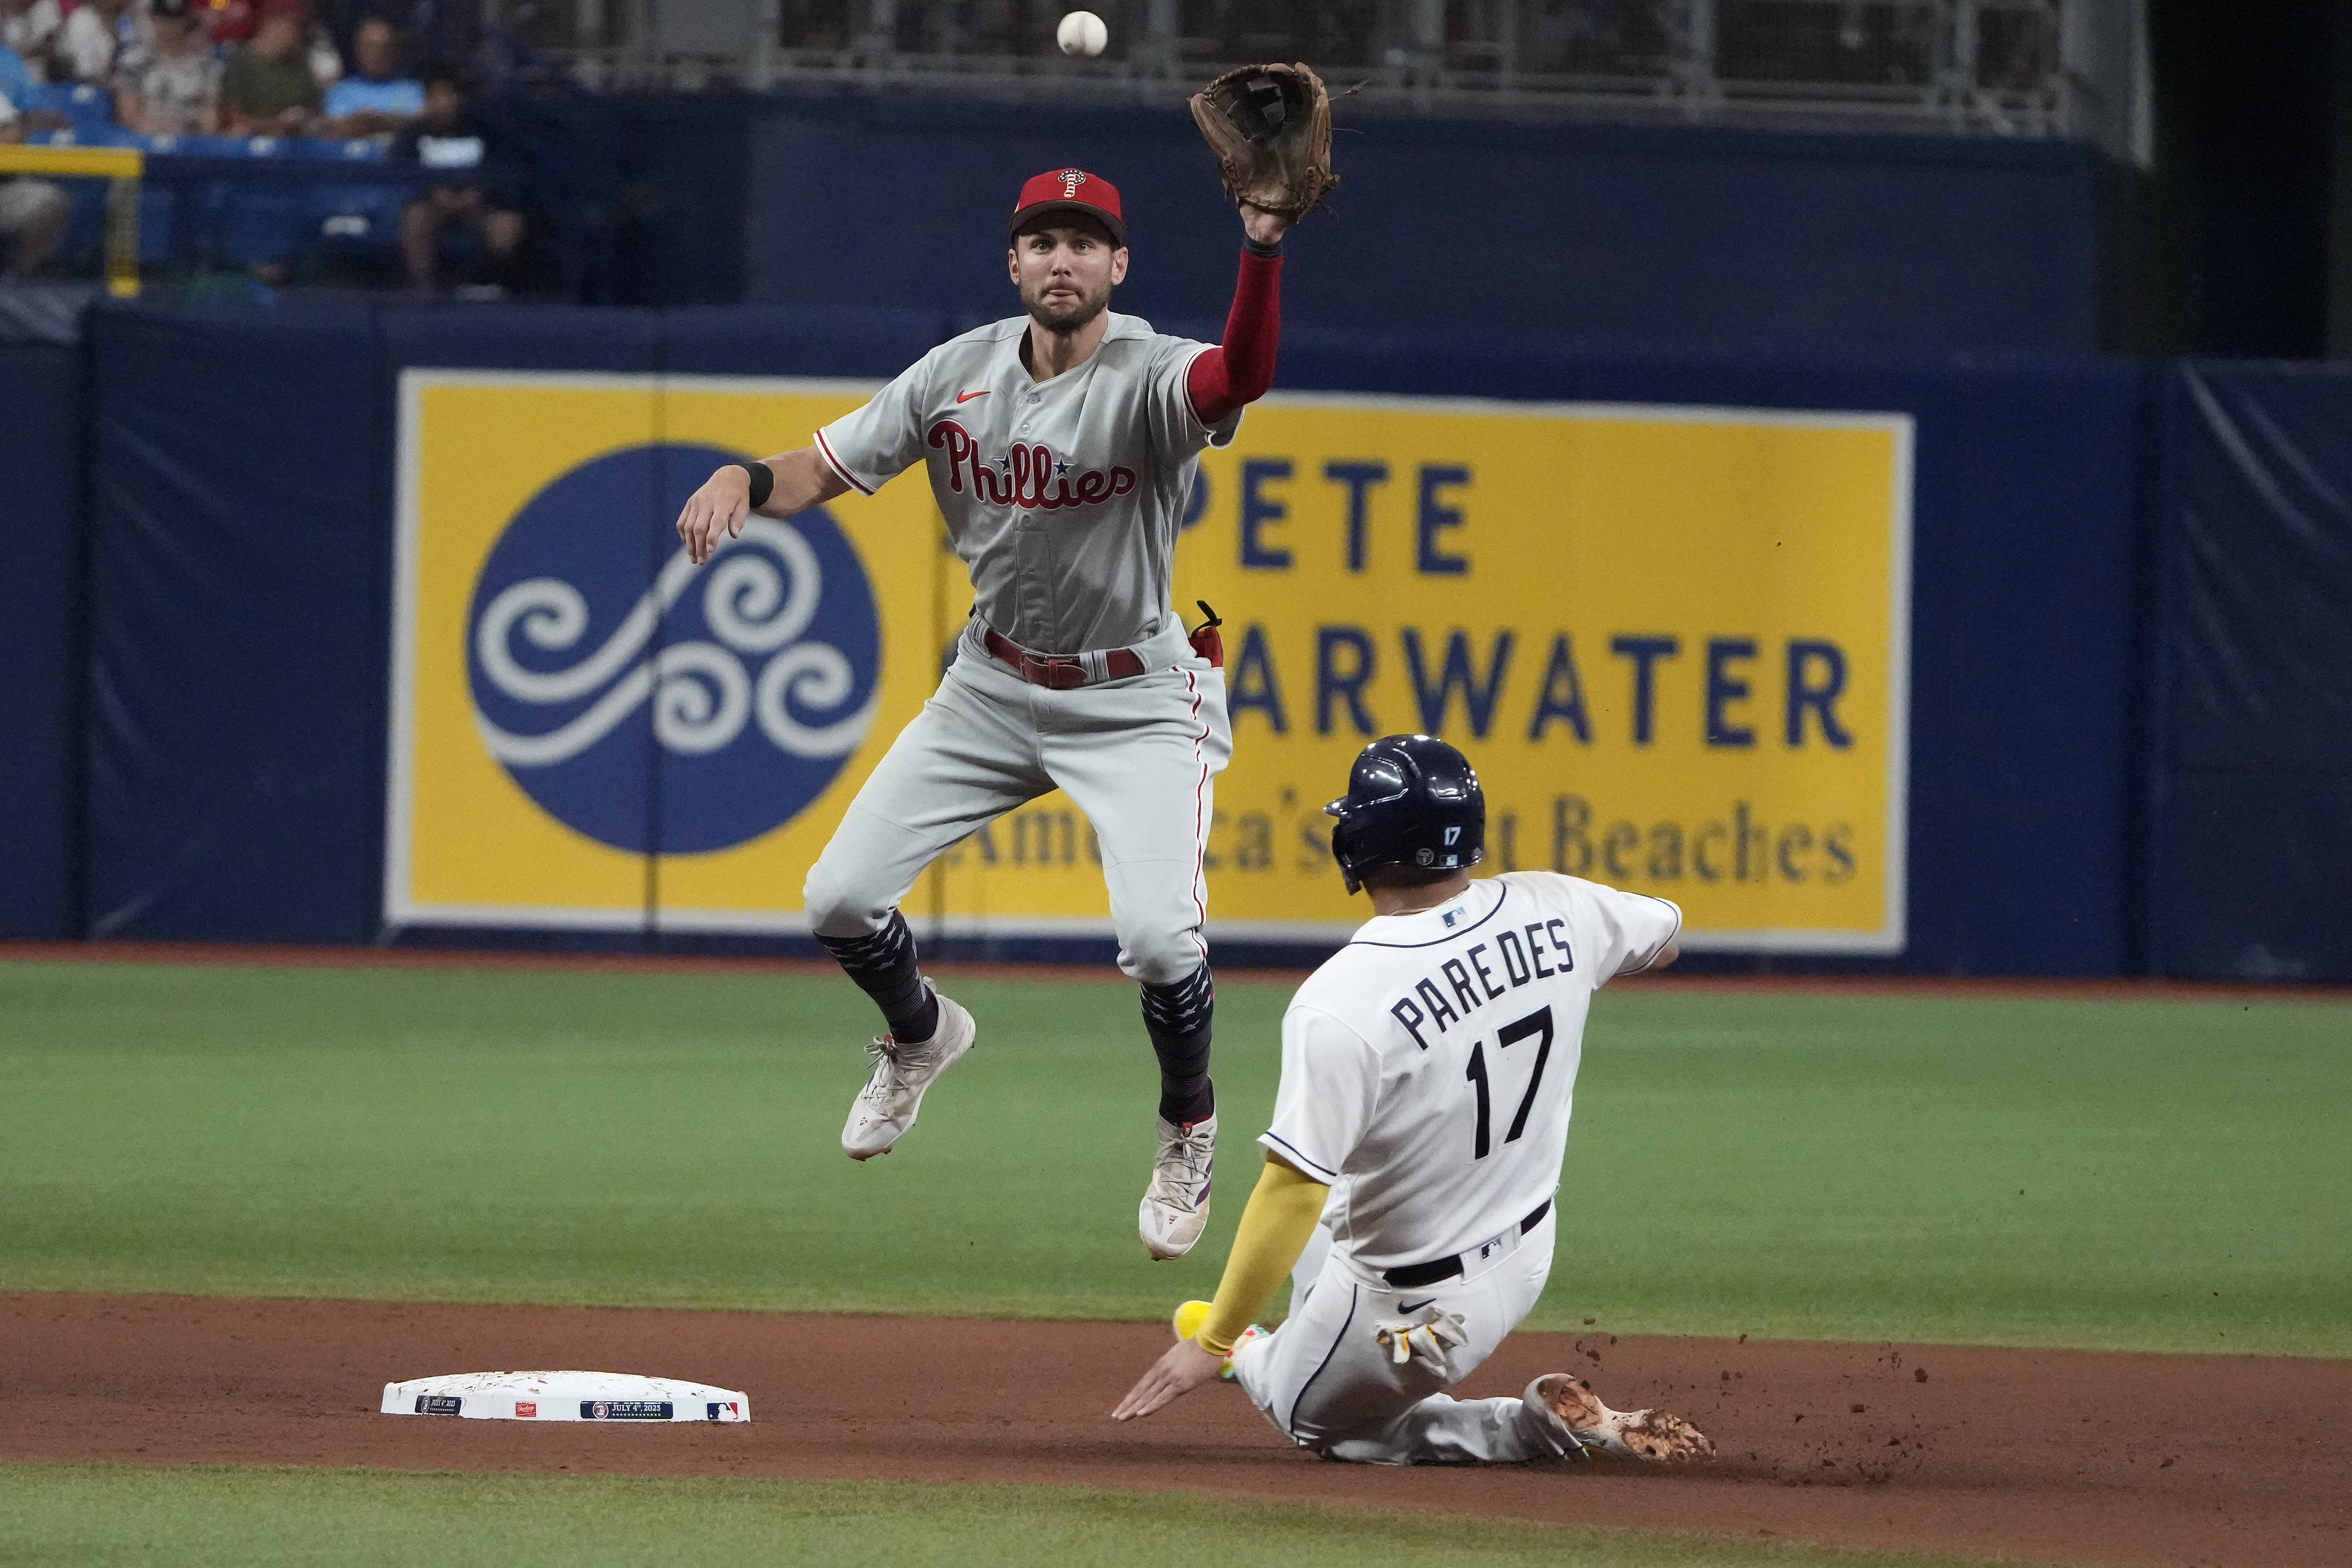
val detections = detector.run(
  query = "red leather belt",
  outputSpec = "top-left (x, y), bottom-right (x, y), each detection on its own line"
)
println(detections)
top-left (981, 626), bottom-right (1145, 689)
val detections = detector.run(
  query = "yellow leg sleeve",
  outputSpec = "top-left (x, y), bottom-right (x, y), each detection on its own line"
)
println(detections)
top-left (1194, 1154), bottom-right (1330, 1355)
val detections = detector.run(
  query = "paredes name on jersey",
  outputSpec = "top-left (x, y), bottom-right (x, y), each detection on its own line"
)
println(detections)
top-left (1388, 917), bottom-right (1576, 1051)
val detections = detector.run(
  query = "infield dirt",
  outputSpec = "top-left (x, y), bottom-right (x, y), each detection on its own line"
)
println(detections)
top-left (3, 1294), bottom-right (2343, 1568)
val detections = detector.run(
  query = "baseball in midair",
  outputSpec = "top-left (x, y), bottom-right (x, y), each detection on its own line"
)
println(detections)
top-left (1057, 10), bottom-right (1107, 57)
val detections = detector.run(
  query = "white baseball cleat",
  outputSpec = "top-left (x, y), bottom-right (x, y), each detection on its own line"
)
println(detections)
top-left (1139, 1113), bottom-right (1215, 1259)
top-left (1529, 1373), bottom-right (1715, 1462)
top-left (840, 991), bottom-right (976, 1160)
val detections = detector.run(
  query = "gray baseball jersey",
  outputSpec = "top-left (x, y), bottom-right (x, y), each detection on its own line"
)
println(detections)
top-left (813, 312), bottom-right (1242, 656)
top-left (1262, 872), bottom-right (1683, 1273)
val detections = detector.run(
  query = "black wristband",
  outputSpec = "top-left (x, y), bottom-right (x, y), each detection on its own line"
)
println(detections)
top-left (1242, 234), bottom-right (1284, 260)
top-left (735, 459), bottom-right (775, 509)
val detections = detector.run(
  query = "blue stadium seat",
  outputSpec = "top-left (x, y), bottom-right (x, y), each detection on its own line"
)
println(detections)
top-left (27, 123), bottom-right (140, 148)
top-left (29, 81), bottom-right (115, 132)
top-left (295, 137), bottom-right (391, 163)
top-left (175, 135), bottom-right (252, 159)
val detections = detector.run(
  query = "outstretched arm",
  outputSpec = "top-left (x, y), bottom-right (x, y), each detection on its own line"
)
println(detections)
top-left (1113, 1151), bottom-right (1329, 1420)
top-left (1624, 942), bottom-right (1680, 976)
top-left (1185, 204), bottom-right (1291, 426)
top-left (675, 447), bottom-right (849, 566)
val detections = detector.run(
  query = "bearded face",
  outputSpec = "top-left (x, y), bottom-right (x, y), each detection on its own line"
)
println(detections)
top-left (1010, 218), bottom-right (1127, 334)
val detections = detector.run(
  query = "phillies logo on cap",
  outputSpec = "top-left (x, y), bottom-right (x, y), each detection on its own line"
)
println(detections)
top-left (1010, 167), bottom-right (1125, 244)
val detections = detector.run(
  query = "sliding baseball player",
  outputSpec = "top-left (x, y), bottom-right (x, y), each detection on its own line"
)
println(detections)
top-left (1114, 734), bottom-right (1715, 1464)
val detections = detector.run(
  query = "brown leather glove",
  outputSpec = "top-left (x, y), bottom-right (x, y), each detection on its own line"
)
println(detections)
top-left (1189, 62), bottom-right (1338, 223)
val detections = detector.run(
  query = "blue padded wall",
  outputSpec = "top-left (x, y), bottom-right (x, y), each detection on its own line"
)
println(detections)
top-left (82, 301), bottom-right (388, 941)
top-left (0, 343), bottom-right (86, 936)
top-left (2149, 364), bottom-right (2352, 981)
top-left (737, 97), bottom-right (2098, 355)
top-left (73, 298), bottom-right (2144, 971)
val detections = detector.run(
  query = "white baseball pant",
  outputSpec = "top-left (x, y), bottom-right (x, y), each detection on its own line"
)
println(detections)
top-left (802, 614), bottom-right (1231, 986)
top-left (1231, 1207), bottom-right (1578, 1465)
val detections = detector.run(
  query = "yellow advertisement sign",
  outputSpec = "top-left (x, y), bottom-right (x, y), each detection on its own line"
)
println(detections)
top-left (387, 371), bottom-right (941, 932)
top-left (390, 377), bottom-right (1907, 953)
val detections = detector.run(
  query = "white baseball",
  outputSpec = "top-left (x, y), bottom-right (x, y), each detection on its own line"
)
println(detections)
top-left (1056, 10), bottom-right (1107, 57)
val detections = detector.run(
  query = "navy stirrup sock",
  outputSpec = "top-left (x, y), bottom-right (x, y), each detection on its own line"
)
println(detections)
top-left (818, 911), bottom-right (940, 1042)
top-left (1140, 964), bottom-right (1216, 1125)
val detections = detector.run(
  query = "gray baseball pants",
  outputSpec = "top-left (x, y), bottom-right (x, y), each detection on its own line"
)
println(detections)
top-left (802, 615), bottom-right (1231, 987)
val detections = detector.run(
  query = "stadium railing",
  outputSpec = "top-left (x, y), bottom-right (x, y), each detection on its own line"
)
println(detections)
top-left (477, 0), bottom-right (2148, 164)
top-left (11, 123), bottom-right (513, 281)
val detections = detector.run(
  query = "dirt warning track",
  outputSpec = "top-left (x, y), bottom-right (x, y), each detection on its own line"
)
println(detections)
top-left (3, 1293), bottom-right (2344, 1568)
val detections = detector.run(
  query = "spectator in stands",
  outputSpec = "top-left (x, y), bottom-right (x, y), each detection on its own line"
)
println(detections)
top-left (301, 9), bottom-right (339, 92)
top-left (219, 0), bottom-right (319, 136)
top-left (58, 0), bottom-right (135, 83)
top-left (115, 0), bottom-right (218, 135)
top-left (0, 0), bottom-right (61, 82)
top-left (0, 31), bottom-right (35, 103)
top-left (206, 0), bottom-right (255, 47)
top-left (317, 17), bottom-right (417, 138)
top-left (397, 67), bottom-right (522, 294)
top-left (0, 65), bottom-right (68, 276)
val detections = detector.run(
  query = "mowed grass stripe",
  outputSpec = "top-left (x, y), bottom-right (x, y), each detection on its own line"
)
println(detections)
top-left (0, 961), bottom-right (2344, 1354)
top-left (0, 1463), bottom-right (2052, 1568)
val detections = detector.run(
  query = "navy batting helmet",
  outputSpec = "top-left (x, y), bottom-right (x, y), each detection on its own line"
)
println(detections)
top-left (1324, 734), bottom-right (1485, 894)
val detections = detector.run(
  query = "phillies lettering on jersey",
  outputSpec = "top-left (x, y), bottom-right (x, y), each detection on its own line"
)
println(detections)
top-left (926, 421), bottom-right (1138, 508)
top-left (1259, 871), bottom-right (1680, 1273)
top-left (815, 312), bottom-right (1240, 655)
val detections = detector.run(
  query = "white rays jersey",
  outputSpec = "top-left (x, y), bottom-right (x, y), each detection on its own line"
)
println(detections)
top-left (812, 311), bottom-right (1240, 656)
top-left (1261, 871), bottom-right (1683, 1274)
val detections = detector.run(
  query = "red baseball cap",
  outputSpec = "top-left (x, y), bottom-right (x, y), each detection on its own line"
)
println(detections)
top-left (1010, 169), bottom-right (1125, 246)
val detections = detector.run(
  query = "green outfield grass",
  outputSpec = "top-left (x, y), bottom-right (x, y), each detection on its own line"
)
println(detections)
top-left (0, 1463), bottom-right (2046, 1568)
top-left (0, 960), bottom-right (2345, 1354)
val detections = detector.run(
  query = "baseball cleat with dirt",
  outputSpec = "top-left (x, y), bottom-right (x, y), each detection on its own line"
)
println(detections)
top-left (841, 990), bottom-right (976, 1160)
top-left (1139, 1114), bottom-right (1216, 1259)
top-left (1530, 1373), bottom-right (1715, 1462)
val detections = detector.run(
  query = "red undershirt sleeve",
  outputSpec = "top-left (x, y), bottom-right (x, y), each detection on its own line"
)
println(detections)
top-left (1186, 248), bottom-right (1284, 427)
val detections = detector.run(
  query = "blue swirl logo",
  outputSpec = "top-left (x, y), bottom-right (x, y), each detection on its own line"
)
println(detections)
top-left (467, 443), bottom-right (880, 854)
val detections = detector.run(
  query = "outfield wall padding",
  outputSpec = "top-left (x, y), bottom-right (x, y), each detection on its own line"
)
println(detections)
top-left (67, 300), bottom-right (2155, 974)
top-left (82, 305), bottom-right (390, 942)
top-left (0, 343), bottom-right (86, 937)
top-left (2150, 364), bottom-right (2352, 981)
top-left (726, 97), bottom-right (2101, 356)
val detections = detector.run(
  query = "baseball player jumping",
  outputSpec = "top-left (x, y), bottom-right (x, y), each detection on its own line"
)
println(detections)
top-left (673, 67), bottom-right (1337, 1258)
top-left (1113, 735), bottom-right (1715, 1464)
